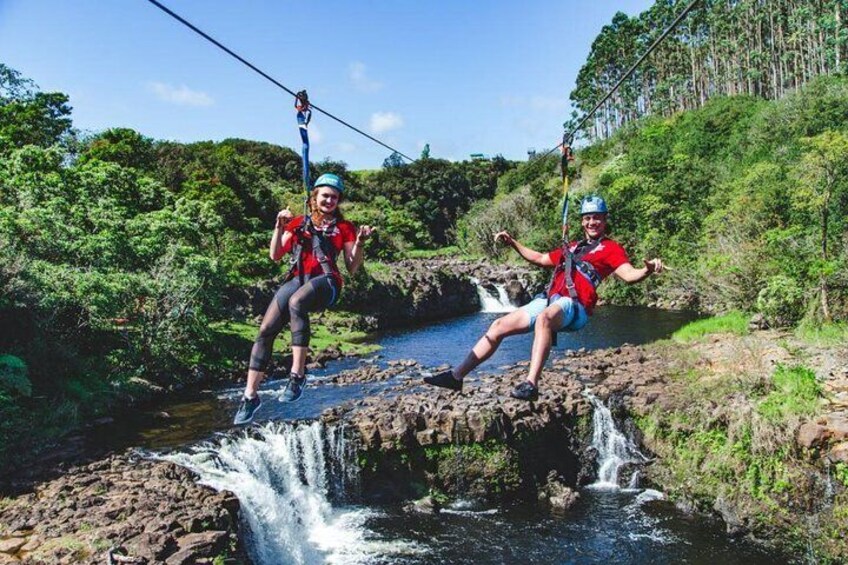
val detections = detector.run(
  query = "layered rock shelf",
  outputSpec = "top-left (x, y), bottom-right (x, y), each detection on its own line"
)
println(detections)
top-left (0, 455), bottom-right (244, 564)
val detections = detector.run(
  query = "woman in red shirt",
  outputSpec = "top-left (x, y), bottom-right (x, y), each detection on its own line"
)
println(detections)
top-left (234, 173), bottom-right (374, 424)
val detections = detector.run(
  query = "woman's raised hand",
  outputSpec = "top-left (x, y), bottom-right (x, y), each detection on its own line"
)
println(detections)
top-left (276, 209), bottom-right (294, 228)
top-left (357, 225), bottom-right (376, 242)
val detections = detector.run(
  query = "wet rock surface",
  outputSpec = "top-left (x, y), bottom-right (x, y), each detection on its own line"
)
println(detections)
top-left (538, 471), bottom-right (581, 513)
top-left (0, 454), bottom-right (244, 564)
top-left (319, 344), bottom-right (667, 501)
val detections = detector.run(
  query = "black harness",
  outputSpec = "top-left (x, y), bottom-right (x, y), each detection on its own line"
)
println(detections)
top-left (548, 237), bottom-right (604, 303)
top-left (285, 216), bottom-right (339, 284)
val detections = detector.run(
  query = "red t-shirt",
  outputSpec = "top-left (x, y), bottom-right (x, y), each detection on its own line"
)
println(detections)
top-left (283, 216), bottom-right (357, 286)
top-left (547, 238), bottom-right (630, 314)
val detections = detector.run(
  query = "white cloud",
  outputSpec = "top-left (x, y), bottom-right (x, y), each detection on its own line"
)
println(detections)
top-left (148, 82), bottom-right (214, 107)
top-left (370, 111), bottom-right (404, 134)
top-left (349, 62), bottom-right (383, 93)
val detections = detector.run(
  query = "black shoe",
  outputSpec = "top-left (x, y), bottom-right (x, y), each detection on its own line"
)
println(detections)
top-left (233, 394), bottom-right (261, 425)
top-left (423, 369), bottom-right (463, 392)
top-left (511, 381), bottom-right (539, 401)
top-left (282, 373), bottom-right (307, 402)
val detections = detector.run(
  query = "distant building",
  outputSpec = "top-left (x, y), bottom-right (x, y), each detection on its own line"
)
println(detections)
top-left (470, 153), bottom-right (488, 161)
top-left (527, 148), bottom-right (537, 161)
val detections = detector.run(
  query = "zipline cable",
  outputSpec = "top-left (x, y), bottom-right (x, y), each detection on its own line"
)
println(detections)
top-left (145, 0), bottom-right (415, 162)
top-left (547, 0), bottom-right (699, 245)
top-left (536, 0), bottom-right (701, 165)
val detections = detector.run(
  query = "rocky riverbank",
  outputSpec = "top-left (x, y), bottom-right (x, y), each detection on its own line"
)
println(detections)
top-left (313, 327), bottom-right (848, 560)
top-left (3, 326), bottom-right (845, 563)
top-left (319, 344), bottom-right (669, 504)
top-left (0, 454), bottom-right (245, 564)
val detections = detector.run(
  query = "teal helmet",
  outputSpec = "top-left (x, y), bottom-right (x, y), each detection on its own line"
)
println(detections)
top-left (580, 195), bottom-right (608, 215)
top-left (313, 173), bottom-right (345, 193)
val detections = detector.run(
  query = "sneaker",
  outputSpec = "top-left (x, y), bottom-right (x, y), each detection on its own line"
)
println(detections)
top-left (282, 373), bottom-right (307, 402)
top-left (233, 394), bottom-right (261, 425)
top-left (423, 369), bottom-right (463, 392)
top-left (510, 381), bottom-right (539, 401)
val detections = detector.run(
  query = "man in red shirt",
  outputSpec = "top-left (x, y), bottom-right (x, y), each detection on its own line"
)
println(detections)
top-left (424, 196), bottom-right (664, 401)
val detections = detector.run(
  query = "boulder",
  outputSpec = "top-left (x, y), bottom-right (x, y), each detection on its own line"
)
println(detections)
top-left (403, 496), bottom-right (441, 515)
top-left (0, 537), bottom-right (26, 554)
top-left (0, 455), bottom-right (244, 565)
top-left (538, 472), bottom-right (580, 513)
top-left (505, 279), bottom-right (531, 306)
top-left (827, 441), bottom-right (848, 464)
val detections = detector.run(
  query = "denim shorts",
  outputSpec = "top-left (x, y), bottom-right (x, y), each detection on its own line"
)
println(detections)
top-left (521, 294), bottom-right (588, 332)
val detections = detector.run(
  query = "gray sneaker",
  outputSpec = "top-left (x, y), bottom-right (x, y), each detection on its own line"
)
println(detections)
top-left (423, 369), bottom-right (463, 392)
top-left (233, 394), bottom-right (261, 425)
top-left (282, 373), bottom-right (307, 402)
top-left (510, 381), bottom-right (539, 401)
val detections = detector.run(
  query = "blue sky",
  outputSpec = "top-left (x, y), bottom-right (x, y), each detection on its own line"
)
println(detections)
top-left (0, 0), bottom-right (652, 170)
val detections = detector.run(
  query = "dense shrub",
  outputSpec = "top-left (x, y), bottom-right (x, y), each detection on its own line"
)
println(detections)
top-left (757, 275), bottom-right (806, 327)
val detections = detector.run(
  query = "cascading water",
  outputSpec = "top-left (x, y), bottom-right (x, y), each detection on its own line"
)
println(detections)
top-left (471, 277), bottom-right (516, 313)
top-left (162, 421), bottom-right (417, 564)
top-left (585, 391), bottom-right (649, 489)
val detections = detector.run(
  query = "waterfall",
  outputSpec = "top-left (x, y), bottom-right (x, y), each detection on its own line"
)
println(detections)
top-left (162, 421), bottom-right (406, 564)
top-left (585, 391), bottom-right (649, 489)
top-left (471, 277), bottom-right (516, 313)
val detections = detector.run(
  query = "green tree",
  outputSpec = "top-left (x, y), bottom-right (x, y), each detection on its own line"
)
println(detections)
top-left (79, 127), bottom-right (156, 171)
top-left (794, 130), bottom-right (848, 321)
top-left (0, 91), bottom-right (73, 150)
top-left (382, 151), bottom-right (406, 169)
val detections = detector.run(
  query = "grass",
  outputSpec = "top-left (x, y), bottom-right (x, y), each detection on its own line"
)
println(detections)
top-left (423, 440), bottom-right (521, 496)
top-left (672, 311), bottom-right (749, 342)
top-left (363, 261), bottom-right (393, 279)
top-left (633, 354), bottom-right (833, 558)
top-left (757, 364), bottom-right (822, 422)
top-left (310, 311), bottom-right (380, 356)
top-left (211, 310), bottom-right (380, 361)
top-left (795, 321), bottom-right (848, 346)
top-left (835, 462), bottom-right (848, 488)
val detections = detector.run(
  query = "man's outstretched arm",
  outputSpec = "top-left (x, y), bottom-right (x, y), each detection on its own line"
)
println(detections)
top-left (613, 258), bottom-right (664, 283)
top-left (494, 231), bottom-right (555, 268)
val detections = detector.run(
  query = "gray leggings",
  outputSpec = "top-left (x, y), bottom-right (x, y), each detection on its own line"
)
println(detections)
top-left (248, 275), bottom-right (337, 371)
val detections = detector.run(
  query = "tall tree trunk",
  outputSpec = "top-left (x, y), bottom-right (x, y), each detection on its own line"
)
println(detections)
top-left (837, 1), bottom-right (843, 71)
top-left (820, 203), bottom-right (831, 321)
top-left (820, 170), bottom-right (832, 321)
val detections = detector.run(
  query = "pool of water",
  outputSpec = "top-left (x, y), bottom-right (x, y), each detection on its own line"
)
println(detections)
top-left (363, 492), bottom-right (778, 564)
top-left (373, 305), bottom-right (697, 370)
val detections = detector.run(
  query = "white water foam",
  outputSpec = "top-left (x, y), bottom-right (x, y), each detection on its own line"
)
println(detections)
top-left (162, 421), bottom-right (419, 564)
top-left (471, 278), bottom-right (516, 313)
top-left (635, 489), bottom-right (666, 504)
top-left (442, 499), bottom-right (500, 516)
top-left (584, 391), bottom-right (650, 490)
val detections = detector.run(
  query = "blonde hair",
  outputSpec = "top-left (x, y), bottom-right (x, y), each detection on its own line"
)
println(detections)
top-left (308, 186), bottom-right (344, 224)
